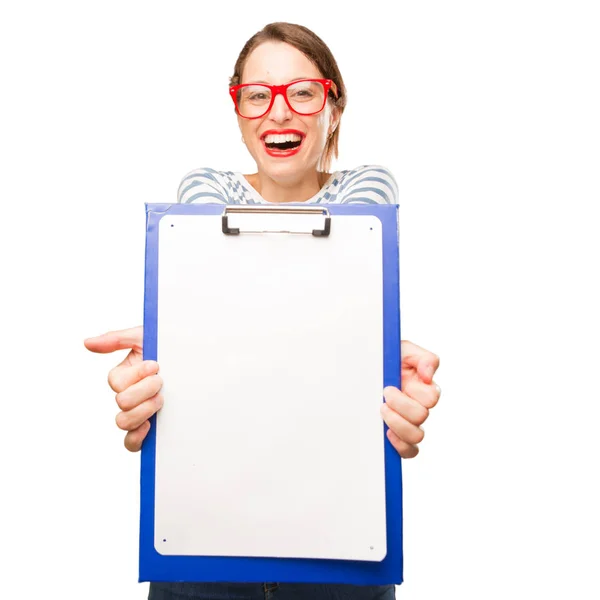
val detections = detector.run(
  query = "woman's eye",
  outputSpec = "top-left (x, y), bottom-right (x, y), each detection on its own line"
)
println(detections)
top-left (292, 90), bottom-right (314, 101)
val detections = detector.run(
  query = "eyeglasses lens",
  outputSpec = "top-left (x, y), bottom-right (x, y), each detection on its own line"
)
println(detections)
top-left (237, 81), bottom-right (326, 118)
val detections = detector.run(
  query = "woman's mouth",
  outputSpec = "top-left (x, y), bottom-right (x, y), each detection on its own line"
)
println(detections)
top-left (261, 131), bottom-right (304, 157)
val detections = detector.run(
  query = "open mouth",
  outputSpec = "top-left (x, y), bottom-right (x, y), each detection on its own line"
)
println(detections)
top-left (261, 132), bottom-right (304, 153)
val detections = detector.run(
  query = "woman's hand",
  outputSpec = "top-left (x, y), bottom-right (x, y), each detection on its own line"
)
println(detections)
top-left (84, 326), bottom-right (163, 452)
top-left (85, 329), bottom-right (439, 458)
top-left (380, 340), bottom-right (441, 459)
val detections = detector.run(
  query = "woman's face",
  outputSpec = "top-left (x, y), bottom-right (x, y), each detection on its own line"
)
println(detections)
top-left (237, 41), bottom-right (339, 181)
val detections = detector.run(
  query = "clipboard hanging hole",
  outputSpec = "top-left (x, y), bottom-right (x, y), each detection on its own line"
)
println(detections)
top-left (170, 224), bottom-right (174, 228)
top-left (163, 539), bottom-right (167, 543)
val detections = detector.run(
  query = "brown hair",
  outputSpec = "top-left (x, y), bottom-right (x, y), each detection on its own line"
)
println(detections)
top-left (230, 22), bottom-right (347, 173)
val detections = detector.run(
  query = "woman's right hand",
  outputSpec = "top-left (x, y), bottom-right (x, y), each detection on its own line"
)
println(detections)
top-left (84, 326), bottom-right (163, 452)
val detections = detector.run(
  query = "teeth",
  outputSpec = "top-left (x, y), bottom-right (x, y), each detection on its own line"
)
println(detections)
top-left (264, 133), bottom-right (302, 144)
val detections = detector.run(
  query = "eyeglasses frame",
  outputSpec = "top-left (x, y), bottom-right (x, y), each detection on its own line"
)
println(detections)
top-left (229, 78), bottom-right (339, 120)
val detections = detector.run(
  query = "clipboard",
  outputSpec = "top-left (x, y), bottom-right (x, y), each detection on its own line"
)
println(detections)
top-left (140, 203), bottom-right (403, 585)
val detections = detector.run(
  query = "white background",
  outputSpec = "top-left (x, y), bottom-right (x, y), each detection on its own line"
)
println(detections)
top-left (1, 1), bottom-right (598, 599)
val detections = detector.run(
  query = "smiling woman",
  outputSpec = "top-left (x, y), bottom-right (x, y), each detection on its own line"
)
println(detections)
top-left (178, 23), bottom-right (399, 206)
top-left (84, 20), bottom-right (442, 600)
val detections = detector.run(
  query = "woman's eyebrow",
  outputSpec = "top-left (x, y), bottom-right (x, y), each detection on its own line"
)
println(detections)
top-left (243, 77), bottom-right (314, 85)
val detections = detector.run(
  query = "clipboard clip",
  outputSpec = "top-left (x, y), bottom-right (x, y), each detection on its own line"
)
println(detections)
top-left (222, 206), bottom-right (331, 237)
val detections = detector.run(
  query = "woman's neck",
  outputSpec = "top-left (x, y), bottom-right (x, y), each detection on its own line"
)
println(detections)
top-left (244, 170), bottom-right (330, 204)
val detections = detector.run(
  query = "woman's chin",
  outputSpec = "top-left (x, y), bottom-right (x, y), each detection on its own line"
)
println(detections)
top-left (259, 160), bottom-right (307, 181)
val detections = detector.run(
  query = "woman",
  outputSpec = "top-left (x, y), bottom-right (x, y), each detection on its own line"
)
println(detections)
top-left (85, 22), bottom-right (440, 600)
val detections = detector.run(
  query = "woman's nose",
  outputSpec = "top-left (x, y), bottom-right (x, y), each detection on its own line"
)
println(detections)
top-left (268, 93), bottom-right (292, 122)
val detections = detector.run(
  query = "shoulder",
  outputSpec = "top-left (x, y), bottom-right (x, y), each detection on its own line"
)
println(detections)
top-left (177, 167), bottom-right (241, 204)
top-left (329, 165), bottom-right (398, 205)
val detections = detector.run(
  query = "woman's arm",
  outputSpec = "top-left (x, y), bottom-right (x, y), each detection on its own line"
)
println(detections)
top-left (177, 168), bottom-right (231, 204)
top-left (337, 165), bottom-right (399, 205)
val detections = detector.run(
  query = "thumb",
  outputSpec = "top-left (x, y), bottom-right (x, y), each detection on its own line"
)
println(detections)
top-left (84, 326), bottom-right (143, 354)
top-left (401, 340), bottom-right (440, 384)
top-left (416, 358), bottom-right (436, 384)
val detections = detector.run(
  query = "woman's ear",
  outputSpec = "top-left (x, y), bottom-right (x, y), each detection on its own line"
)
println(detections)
top-left (329, 108), bottom-right (340, 137)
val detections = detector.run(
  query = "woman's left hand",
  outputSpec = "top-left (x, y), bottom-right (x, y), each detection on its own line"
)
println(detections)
top-left (380, 340), bottom-right (441, 459)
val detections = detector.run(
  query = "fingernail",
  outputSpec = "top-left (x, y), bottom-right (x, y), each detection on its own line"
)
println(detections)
top-left (435, 384), bottom-right (441, 395)
top-left (424, 364), bottom-right (434, 380)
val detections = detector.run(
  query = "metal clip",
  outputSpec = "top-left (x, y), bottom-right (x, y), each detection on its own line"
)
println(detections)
top-left (222, 206), bottom-right (331, 237)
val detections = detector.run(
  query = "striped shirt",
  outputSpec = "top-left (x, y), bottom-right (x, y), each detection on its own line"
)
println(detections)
top-left (177, 165), bottom-right (398, 205)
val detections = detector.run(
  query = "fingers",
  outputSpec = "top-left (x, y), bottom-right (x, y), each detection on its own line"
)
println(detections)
top-left (387, 429), bottom-right (419, 459)
top-left (401, 379), bottom-right (441, 409)
top-left (382, 380), bottom-right (439, 459)
top-left (380, 395), bottom-right (425, 446)
top-left (85, 325), bottom-right (157, 454)
top-left (383, 386), bottom-right (429, 425)
top-left (114, 367), bottom-right (162, 452)
top-left (401, 340), bottom-right (440, 384)
top-left (84, 326), bottom-right (143, 354)
top-left (124, 421), bottom-right (151, 453)
top-left (108, 359), bottom-right (160, 394)
top-left (115, 373), bottom-right (163, 411)
top-left (116, 392), bottom-right (164, 431)
top-left (113, 364), bottom-right (163, 443)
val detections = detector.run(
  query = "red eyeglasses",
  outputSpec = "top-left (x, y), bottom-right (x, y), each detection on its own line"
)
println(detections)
top-left (229, 78), bottom-right (338, 120)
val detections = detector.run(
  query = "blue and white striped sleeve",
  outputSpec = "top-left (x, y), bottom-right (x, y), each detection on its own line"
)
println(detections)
top-left (177, 168), bottom-right (229, 204)
top-left (337, 165), bottom-right (399, 205)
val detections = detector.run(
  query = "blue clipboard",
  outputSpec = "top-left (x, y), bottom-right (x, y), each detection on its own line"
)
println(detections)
top-left (140, 202), bottom-right (402, 585)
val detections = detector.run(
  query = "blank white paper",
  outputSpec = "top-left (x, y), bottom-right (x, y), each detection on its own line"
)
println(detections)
top-left (154, 212), bottom-right (387, 562)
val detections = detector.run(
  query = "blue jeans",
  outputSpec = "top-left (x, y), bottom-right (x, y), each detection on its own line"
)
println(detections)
top-left (148, 582), bottom-right (396, 599)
